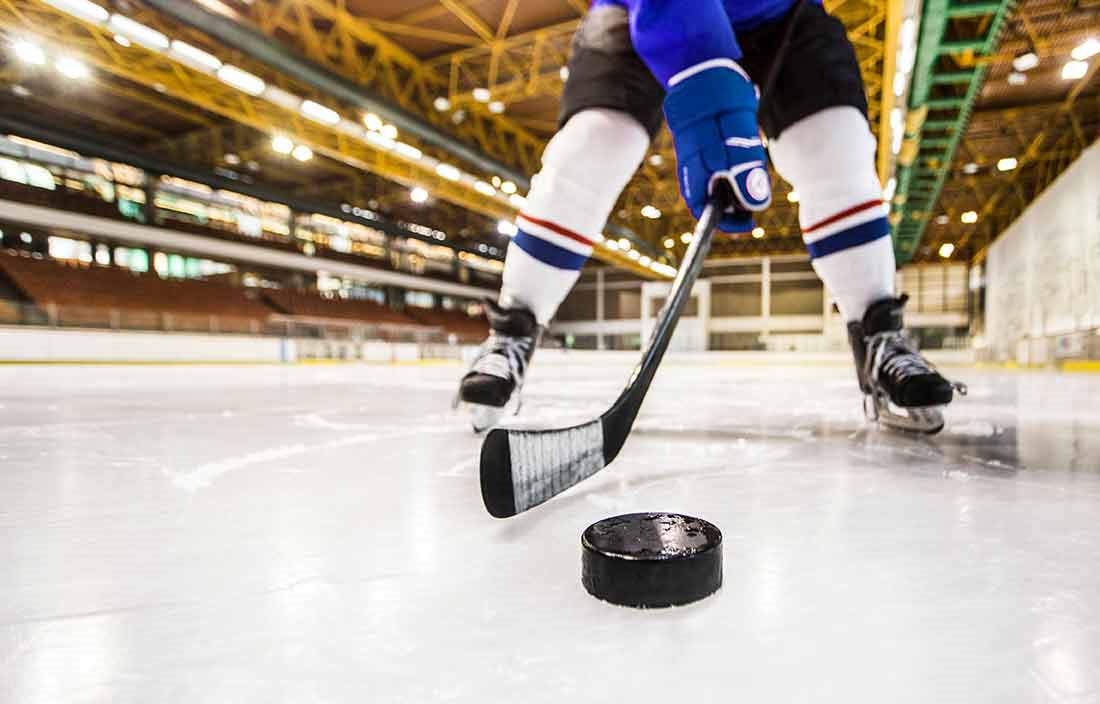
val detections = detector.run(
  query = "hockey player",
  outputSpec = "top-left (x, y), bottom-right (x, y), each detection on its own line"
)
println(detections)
top-left (458, 0), bottom-right (960, 433)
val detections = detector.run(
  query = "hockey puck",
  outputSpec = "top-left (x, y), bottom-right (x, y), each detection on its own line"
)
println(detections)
top-left (581, 513), bottom-right (722, 608)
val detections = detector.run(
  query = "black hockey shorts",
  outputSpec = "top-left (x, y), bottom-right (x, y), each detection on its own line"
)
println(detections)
top-left (559, 2), bottom-right (869, 141)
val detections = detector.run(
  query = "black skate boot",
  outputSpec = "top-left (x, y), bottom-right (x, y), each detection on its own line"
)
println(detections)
top-left (847, 294), bottom-right (966, 434)
top-left (456, 299), bottom-right (540, 433)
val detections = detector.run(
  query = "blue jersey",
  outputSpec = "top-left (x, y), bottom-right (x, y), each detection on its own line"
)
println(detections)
top-left (591, 0), bottom-right (815, 86)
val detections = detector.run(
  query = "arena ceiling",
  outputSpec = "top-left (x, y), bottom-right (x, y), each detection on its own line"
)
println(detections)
top-left (0, 0), bottom-right (1096, 275)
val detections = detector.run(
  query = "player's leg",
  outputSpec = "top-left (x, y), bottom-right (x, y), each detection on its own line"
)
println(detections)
top-left (740, 4), bottom-right (957, 431)
top-left (457, 3), bottom-right (663, 430)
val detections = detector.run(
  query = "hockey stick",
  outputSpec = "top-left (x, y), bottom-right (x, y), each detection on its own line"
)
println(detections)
top-left (479, 186), bottom-right (731, 517)
top-left (479, 1), bottom-right (807, 517)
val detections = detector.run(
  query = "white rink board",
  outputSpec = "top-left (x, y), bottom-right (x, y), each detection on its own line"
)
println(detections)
top-left (0, 326), bottom-right (292, 362)
top-left (985, 140), bottom-right (1100, 360)
top-left (0, 358), bottom-right (1097, 703)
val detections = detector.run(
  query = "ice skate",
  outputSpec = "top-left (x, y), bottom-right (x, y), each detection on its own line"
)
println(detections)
top-left (848, 295), bottom-right (966, 434)
top-left (455, 299), bottom-right (540, 433)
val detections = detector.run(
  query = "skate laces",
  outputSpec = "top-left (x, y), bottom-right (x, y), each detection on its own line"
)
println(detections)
top-left (471, 333), bottom-right (533, 383)
top-left (867, 331), bottom-right (936, 386)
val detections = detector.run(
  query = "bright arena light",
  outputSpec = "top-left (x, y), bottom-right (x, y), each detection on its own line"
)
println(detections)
top-left (291, 144), bottom-right (313, 162)
top-left (433, 96), bottom-right (451, 111)
top-left (300, 100), bottom-right (340, 125)
top-left (472, 87), bottom-right (491, 103)
top-left (55, 56), bottom-right (90, 80)
top-left (44, 0), bottom-right (110, 24)
top-left (752, 227), bottom-right (765, 239)
top-left (217, 64), bottom-right (265, 95)
top-left (474, 181), bottom-right (496, 196)
top-left (170, 40), bottom-right (221, 71)
top-left (488, 101), bottom-right (505, 114)
top-left (997, 157), bottom-right (1018, 172)
top-left (617, 237), bottom-right (631, 251)
top-left (271, 135), bottom-right (294, 154)
top-left (1061, 60), bottom-right (1088, 80)
top-left (961, 210), bottom-right (978, 224)
top-left (497, 220), bottom-right (517, 236)
top-left (938, 243), bottom-right (955, 258)
top-left (663, 237), bottom-right (675, 249)
top-left (109, 15), bottom-right (169, 51)
top-left (380, 124), bottom-right (398, 140)
top-left (11, 40), bottom-right (46, 65)
top-left (508, 194), bottom-right (526, 208)
top-left (500, 180), bottom-right (517, 195)
top-left (410, 187), bottom-right (429, 204)
top-left (435, 163), bottom-right (461, 181)
top-left (394, 142), bottom-right (422, 161)
top-left (640, 205), bottom-right (661, 219)
top-left (680, 232), bottom-right (693, 244)
top-left (786, 190), bottom-right (800, 203)
top-left (1071, 38), bottom-right (1100, 61)
top-left (1012, 51), bottom-right (1040, 72)
top-left (363, 113), bottom-right (383, 131)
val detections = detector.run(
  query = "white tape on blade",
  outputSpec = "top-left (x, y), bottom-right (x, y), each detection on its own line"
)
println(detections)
top-left (509, 421), bottom-right (604, 513)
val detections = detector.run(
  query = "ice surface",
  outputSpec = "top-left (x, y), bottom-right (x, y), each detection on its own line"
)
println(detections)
top-left (1, 357), bottom-right (1099, 703)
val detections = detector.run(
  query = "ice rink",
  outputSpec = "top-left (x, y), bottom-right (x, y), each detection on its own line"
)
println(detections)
top-left (2, 356), bottom-right (1099, 703)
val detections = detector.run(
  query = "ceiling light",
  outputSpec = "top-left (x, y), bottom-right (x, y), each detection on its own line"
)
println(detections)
top-left (113, 34), bottom-right (131, 47)
top-left (55, 56), bottom-right (90, 80)
top-left (217, 64), bottom-right (265, 95)
top-left (109, 15), bottom-right (169, 51)
top-left (472, 88), bottom-right (491, 103)
top-left (380, 124), bottom-right (398, 140)
top-left (394, 142), bottom-right (422, 160)
top-left (752, 227), bottom-right (765, 239)
top-left (435, 163), bottom-right (461, 181)
top-left (640, 205), bottom-right (661, 219)
top-left (680, 232), bottom-right (693, 244)
top-left (170, 40), bottom-right (221, 71)
top-left (474, 181), bottom-right (496, 196)
top-left (996, 157), bottom-right (1017, 172)
top-left (44, 0), bottom-right (109, 24)
top-left (1062, 61), bottom-right (1088, 80)
top-left (935, 214), bottom-right (949, 225)
top-left (893, 70), bottom-right (908, 97)
top-left (639, 256), bottom-right (651, 266)
top-left (618, 238), bottom-right (631, 250)
top-left (223, 153), bottom-right (240, 165)
top-left (1007, 71), bottom-right (1027, 86)
top-left (1012, 51), bottom-right (1040, 72)
top-left (11, 40), bottom-right (45, 65)
top-left (1071, 38), bottom-right (1100, 62)
top-left (410, 187), bottom-right (429, 204)
top-left (627, 249), bottom-right (640, 260)
top-left (663, 237), bottom-right (675, 249)
top-left (488, 101), bottom-right (505, 114)
top-left (500, 180), bottom-right (517, 195)
top-left (605, 239), bottom-right (619, 251)
top-left (363, 113), bottom-right (383, 131)
top-left (559, 66), bottom-right (570, 81)
top-left (433, 96), bottom-right (451, 111)
top-left (883, 178), bottom-right (897, 201)
top-left (960, 210), bottom-right (978, 224)
top-left (962, 162), bottom-right (979, 175)
top-left (301, 100), bottom-right (340, 125)
top-left (11, 84), bottom-right (31, 97)
top-left (491, 176), bottom-right (502, 188)
top-left (938, 243), bottom-right (955, 258)
top-left (271, 135), bottom-right (294, 154)
top-left (509, 194), bottom-right (527, 208)
top-left (648, 154), bottom-right (663, 167)
top-left (291, 144), bottom-right (313, 161)
top-left (786, 190), bottom-right (800, 203)
top-left (497, 220), bottom-right (517, 236)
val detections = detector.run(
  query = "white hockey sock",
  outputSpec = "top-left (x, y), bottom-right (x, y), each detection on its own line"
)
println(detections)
top-left (499, 108), bottom-right (649, 325)
top-left (769, 107), bottom-right (896, 321)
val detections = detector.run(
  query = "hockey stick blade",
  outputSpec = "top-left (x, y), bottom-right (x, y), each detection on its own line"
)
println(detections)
top-left (479, 189), bottom-right (730, 518)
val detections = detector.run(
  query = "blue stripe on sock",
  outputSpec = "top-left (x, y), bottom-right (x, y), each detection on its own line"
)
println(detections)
top-left (513, 229), bottom-right (588, 271)
top-left (806, 217), bottom-right (891, 259)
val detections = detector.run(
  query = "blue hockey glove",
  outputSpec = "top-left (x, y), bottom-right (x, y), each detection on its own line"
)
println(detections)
top-left (663, 61), bottom-right (772, 232)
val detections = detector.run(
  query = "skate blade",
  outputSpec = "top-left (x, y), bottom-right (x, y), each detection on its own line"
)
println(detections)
top-left (877, 403), bottom-right (945, 435)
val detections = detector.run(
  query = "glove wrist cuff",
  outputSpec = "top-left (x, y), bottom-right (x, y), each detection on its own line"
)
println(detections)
top-left (663, 62), bottom-right (758, 130)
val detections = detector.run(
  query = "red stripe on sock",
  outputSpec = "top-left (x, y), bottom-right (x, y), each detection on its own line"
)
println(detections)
top-left (517, 213), bottom-right (593, 247)
top-left (803, 199), bottom-right (885, 234)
